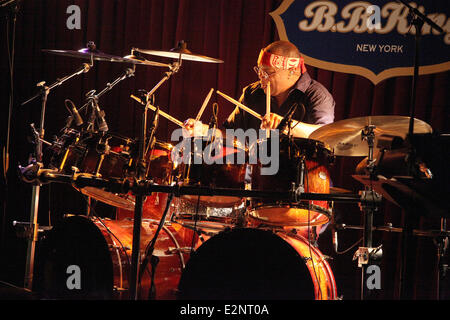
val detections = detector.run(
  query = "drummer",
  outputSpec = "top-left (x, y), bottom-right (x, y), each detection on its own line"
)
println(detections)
top-left (184, 40), bottom-right (335, 137)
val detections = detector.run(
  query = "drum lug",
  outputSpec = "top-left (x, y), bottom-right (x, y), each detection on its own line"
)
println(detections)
top-left (165, 247), bottom-right (192, 255)
top-left (109, 243), bottom-right (130, 251)
top-left (113, 286), bottom-right (128, 292)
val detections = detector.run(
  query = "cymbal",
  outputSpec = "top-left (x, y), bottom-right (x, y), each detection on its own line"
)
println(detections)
top-left (43, 48), bottom-right (130, 62)
top-left (309, 116), bottom-right (432, 157)
top-left (122, 54), bottom-right (171, 67)
top-left (134, 41), bottom-right (224, 63)
top-left (43, 48), bottom-right (170, 67)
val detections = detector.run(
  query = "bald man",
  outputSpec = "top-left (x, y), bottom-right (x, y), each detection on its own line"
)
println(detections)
top-left (184, 40), bottom-right (335, 138)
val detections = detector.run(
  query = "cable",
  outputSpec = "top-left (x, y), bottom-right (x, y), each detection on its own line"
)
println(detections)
top-left (190, 194), bottom-right (201, 255)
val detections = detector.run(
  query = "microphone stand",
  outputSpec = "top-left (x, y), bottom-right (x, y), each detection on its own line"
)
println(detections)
top-left (82, 66), bottom-right (135, 132)
top-left (20, 62), bottom-right (92, 291)
top-left (128, 60), bottom-right (178, 300)
top-left (396, 0), bottom-right (444, 300)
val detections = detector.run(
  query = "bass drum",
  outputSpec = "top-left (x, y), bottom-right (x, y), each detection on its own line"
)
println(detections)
top-left (177, 228), bottom-right (337, 300)
top-left (35, 215), bottom-right (197, 300)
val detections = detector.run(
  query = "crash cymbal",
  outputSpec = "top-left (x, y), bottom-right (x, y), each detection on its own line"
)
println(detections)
top-left (134, 41), bottom-right (224, 63)
top-left (122, 54), bottom-right (171, 67)
top-left (43, 48), bottom-right (130, 63)
top-left (43, 47), bottom-right (170, 67)
top-left (309, 116), bottom-right (432, 157)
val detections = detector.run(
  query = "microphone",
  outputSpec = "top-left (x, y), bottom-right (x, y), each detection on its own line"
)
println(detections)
top-left (332, 225), bottom-right (339, 253)
top-left (276, 103), bottom-right (298, 133)
top-left (95, 106), bottom-right (109, 132)
top-left (208, 103), bottom-right (219, 143)
top-left (209, 103), bottom-right (218, 129)
top-left (151, 106), bottom-right (160, 130)
top-left (86, 90), bottom-right (108, 132)
top-left (65, 99), bottom-right (83, 126)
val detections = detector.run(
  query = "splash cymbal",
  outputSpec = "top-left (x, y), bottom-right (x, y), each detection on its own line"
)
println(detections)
top-left (309, 116), bottom-right (432, 157)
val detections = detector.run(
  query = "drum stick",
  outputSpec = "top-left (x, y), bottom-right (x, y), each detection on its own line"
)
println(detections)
top-left (195, 88), bottom-right (214, 121)
top-left (265, 82), bottom-right (271, 138)
top-left (216, 90), bottom-right (263, 121)
top-left (130, 94), bottom-right (184, 127)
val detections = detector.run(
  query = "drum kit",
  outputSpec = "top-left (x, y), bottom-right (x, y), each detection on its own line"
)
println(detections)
top-left (15, 40), bottom-right (449, 301)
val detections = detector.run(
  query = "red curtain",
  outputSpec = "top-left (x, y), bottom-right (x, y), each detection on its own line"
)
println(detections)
top-left (0, 0), bottom-right (448, 299)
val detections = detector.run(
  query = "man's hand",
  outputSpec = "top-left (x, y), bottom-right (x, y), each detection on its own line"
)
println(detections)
top-left (260, 113), bottom-right (283, 130)
top-left (183, 118), bottom-right (222, 138)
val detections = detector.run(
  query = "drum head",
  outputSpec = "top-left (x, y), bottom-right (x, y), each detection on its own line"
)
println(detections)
top-left (177, 228), bottom-right (315, 300)
top-left (34, 216), bottom-right (114, 299)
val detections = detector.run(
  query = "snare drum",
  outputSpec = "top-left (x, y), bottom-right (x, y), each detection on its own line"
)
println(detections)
top-left (249, 137), bottom-right (334, 227)
top-left (35, 215), bottom-right (198, 299)
top-left (177, 227), bottom-right (338, 300)
top-left (171, 197), bottom-right (246, 234)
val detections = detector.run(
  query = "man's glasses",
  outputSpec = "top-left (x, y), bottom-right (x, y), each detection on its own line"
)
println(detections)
top-left (253, 66), bottom-right (279, 80)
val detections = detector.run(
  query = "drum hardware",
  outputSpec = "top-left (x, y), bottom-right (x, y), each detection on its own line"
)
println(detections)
top-left (335, 223), bottom-right (450, 238)
top-left (165, 247), bottom-right (195, 255)
top-left (81, 66), bottom-right (136, 132)
top-left (354, 124), bottom-right (384, 300)
top-left (19, 58), bottom-right (94, 291)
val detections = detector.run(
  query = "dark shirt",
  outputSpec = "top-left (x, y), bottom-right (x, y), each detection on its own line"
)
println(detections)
top-left (223, 71), bottom-right (335, 131)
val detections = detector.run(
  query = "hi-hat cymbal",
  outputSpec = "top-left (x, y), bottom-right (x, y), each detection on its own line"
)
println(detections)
top-left (309, 116), bottom-right (432, 157)
top-left (134, 41), bottom-right (224, 63)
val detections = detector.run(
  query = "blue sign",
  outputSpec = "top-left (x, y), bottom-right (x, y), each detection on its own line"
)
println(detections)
top-left (270, 0), bottom-right (450, 84)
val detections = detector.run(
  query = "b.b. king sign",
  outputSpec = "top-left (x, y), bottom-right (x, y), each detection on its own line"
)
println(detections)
top-left (270, 1), bottom-right (450, 84)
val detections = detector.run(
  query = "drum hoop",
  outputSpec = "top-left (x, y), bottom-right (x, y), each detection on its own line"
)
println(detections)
top-left (250, 202), bottom-right (332, 217)
top-left (249, 137), bottom-right (333, 156)
top-left (276, 230), bottom-right (338, 299)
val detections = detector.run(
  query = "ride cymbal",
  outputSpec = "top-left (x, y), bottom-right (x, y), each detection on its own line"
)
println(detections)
top-left (309, 116), bottom-right (432, 157)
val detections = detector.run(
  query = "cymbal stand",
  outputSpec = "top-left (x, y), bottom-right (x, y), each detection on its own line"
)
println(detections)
top-left (353, 125), bottom-right (383, 300)
top-left (396, 1), bottom-right (443, 299)
top-left (129, 61), bottom-right (178, 300)
top-left (435, 218), bottom-right (448, 299)
top-left (20, 62), bottom-right (92, 290)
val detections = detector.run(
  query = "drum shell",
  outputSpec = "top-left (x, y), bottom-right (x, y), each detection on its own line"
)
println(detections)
top-left (177, 227), bottom-right (337, 300)
top-left (35, 215), bottom-right (197, 299)
top-left (177, 137), bottom-right (247, 206)
top-left (249, 137), bottom-right (333, 227)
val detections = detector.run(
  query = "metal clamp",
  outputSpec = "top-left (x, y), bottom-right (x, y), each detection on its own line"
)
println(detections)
top-left (353, 245), bottom-right (383, 267)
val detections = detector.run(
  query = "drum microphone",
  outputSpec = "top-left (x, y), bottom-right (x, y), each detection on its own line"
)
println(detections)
top-left (332, 225), bottom-right (339, 253)
top-left (276, 103), bottom-right (298, 133)
top-left (95, 106), bottom-right (109, 132)
top-left (64, 99), bottom-right (84, 126)
top-left (208, 103), bottom-right (219, 143)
